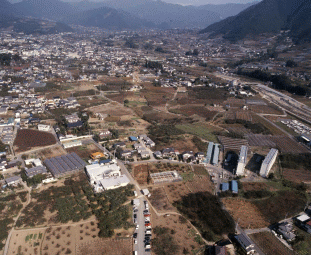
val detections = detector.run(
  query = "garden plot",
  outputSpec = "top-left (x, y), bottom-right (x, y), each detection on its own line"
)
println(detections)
top-left (186, 175), bottom-right (214, 193)
top-left (218, 136), bottom-right (249, 151)
top-left (283, 168), bottom-right (311, 183)
top-left (163, 183), bottom-right (192, 204)
top-left (249, 232), bottom-right (294, 255)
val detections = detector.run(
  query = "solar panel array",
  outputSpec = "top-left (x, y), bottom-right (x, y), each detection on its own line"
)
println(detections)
top-left (44, 152), bottom-right (86, 177)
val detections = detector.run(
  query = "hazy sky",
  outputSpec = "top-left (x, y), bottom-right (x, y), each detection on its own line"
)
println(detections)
top-left (9, 0), bottom-right (259, 5)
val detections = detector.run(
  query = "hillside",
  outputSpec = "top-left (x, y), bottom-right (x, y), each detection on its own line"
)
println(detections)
top-left (200, 0), bottom-right (311, 43)
top-left (62, 7), bottom-right (155, 30)
top-left (200, 1), bottom-right (258, 19)
top-left (103, 0), bottom-right (221, 29)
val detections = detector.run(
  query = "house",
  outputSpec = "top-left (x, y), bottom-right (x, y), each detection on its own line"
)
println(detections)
top-left (195, 152), bottom-right (205, 160)
top-left (5, 175), bottom-right (22, 186)
top-left (113, 142), bottom-right (126, 149)
top-left (182, 151), bottom-right (194, 161)
top-left (25, 166), bottom-right (48, 178)
top-left (140, 150), bottom-right (150, 159)
top-left (90, 152), bottom-right (106, 160)
top-left (162, 147), bottom-right (175, 157)
top-left (99, 130), bottom-right (112, 139)
top-left (154, 151), bottom-right (162, 159)
top-left (276, 222), bottom-right (296, 241)
top-left (120, 150), bottom-right (132, 158)
top-left (67, 121), bottom-right (83, 129)
top-left (235, 233), bottom-right (256, 254)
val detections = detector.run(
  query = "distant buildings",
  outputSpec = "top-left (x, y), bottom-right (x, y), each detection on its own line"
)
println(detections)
top-left (236, 145), bottom-right (248, 176)
top-left (259, 148), bottom-right (278, 178)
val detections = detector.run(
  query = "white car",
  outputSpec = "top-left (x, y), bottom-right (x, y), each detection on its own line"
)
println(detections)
top-left (133, 191), bottom-right (137, 197)
top-left (145, 217), bottom-right (150, 222)
top-left (134, 238), bottom-right (138, 244)
top-left (136, 225), bottom-right (139, 230)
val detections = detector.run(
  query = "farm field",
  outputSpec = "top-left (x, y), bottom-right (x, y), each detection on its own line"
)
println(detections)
top-left (87, 101), bottom-right (133, 117)
top-left (218, 136), bottom-right (249, 151)
top-left (186, 175), bottom-right (214, 194)
top-left (169, 105), bottom-right (217, 120)
top-left (222, 198), bottom-right (269, 229)
top-left (131, 162), bottom-right (192, 185)
top-left (141, 86), bottom-right (175, 108)
top-left (163, 182), bottom-right (192, 204)
top-left (13, 129), bottom-right (56, 153)
top-left (225, 110), bottom-right (253, 122)
top-left (241, 182), bottom-right (275, 192)
top-left (148, 186), bottom-right (175, 213)
top-left (151, 209), bottom-right (204, 255)
top-left (77, 238), bottom-right (132, 255)
top-left (249, 104), bottom-right (284, 115)
top-left (283, 168), bottom-right (311, 183)
top-left (78, 96), bottom-right (109, 108)
top-left (153, 134), bottom-right (201, 152)
top-left (176, 123), bottom-right (218, 142)
top-left (249, 232), bottom-right (294, 255)
top-left (31, 145), bottom-right (66, 160)
top-left (66, 143), bottom-right (100, 160)
top-left (251, 115), bottom-right (285, 135)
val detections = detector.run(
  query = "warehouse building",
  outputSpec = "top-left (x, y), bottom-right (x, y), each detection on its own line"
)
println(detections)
top-left (212, 144), bottom-right (220, 166)
top-left (236, 145), bottom-right (248, 176)
top-left (205, 142), bottom-right (214, 164)
top-left (259, 148), bottom-right (278, 178)
top-left (44, 153), bottom-right (86, 178)
top-left (231, 180), bottom-right (238, 194)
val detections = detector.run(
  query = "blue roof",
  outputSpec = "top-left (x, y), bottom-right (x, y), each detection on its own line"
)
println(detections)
top-left (231, 180), bottom-right (238, 193)
top-left (129, 136), bottom-right (138, 141)
top-left (99, 159), bottom-right (112, 164)
top-left (221, 183), bottom-right (229, 191)
top-left (212, 144), bottom-right (219, 165)
top-left (204, 142), bottom-right (214, 163)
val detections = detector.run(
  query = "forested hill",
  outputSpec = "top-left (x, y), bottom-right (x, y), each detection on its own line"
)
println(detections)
top-left (200, 0), bottom-right (311, 43)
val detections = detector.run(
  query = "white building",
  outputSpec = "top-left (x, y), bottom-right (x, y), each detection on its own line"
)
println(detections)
top-left (236, 145), bottom-right (248, 176)
top-left (62, 140), bottom-right (82, 149)
top-left (85, 159), bottom-right (130, 192)
top-left (259, 148), bottom-right (278, 178)
top-left (38, 124), bottom-right (50, 131)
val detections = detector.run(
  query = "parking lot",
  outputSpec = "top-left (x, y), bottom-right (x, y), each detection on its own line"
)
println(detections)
top-left (133, 197), bottom-right (152, 255)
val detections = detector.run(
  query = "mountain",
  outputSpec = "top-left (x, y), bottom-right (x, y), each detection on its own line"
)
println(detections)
top-left (69, 0), bottom-right (106, 12)
top-left (103, 0), bottom-right (221, 29)
top-left (199, 1), bottom-right (259, 19)
top-left (200, 0), bottom-right (311, 43)
top-left (14, 0), bottom-right (78, 20)
top-left (62, 6), bottom-right (155, 30)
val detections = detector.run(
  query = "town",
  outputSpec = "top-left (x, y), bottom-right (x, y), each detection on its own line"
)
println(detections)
top-left (0, 17), bottom-right (311, 255)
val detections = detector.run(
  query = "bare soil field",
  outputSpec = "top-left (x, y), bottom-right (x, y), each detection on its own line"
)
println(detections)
top-left (252, 115), bottom-right (285, 135)
top-left (132, 163), bottom-right (192, 185)
top-left (153, 135), bottom-right (199, 152)
top-left (222, 198), bottom-right (269, 229)
top-left (148, 186), bottom-right (175, 213)
top-left (87, 102), bottom-right (132, 117)
top-left (141, 86), bottom-right (175, 107)
top-left (249, 104), bottom-right (284, 115)
top-left (9, 221), bottom-right (130, 255)
top-left (14, 129), bottom-right (56, 153)
top-left (186, 176), bottom-right (214, 194)
top-left (283, 168), bottom-right (311, 183)
top-left (192, 165), bottom-right (208, 176)
top-left (77, 238), bottom-right (132, 255)
top-left (66, 143), bottom-right (100, 160)
top-left (249, 232), bottom-right (294, 255)
top-left (169, 105), bottom-right (217, 120)
top-left (78, 96), bottom-right (109, 108)
top-left (271, 136), bottom-right (309, 154)
top-left (241, 182), bottom-right (275, 192)
top-left (247, 134), bottom-right (277, 147)
top-left (163, 183), bottom-right (192, 204)
top-left (34, 145), bottom-right (67, 160)
top-left (152, 210), bottom-right (204, 254)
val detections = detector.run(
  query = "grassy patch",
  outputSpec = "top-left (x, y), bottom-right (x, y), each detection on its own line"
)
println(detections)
top-left (176, 123), bottom-right (218, 142)
top-left (180, 172), bottom-right (194, 182)
top-left (292, 227), bottom-right (311, 255)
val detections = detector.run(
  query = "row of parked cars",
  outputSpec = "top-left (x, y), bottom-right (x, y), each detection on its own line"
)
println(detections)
top-left (133, 200), bottom-right (152, 254)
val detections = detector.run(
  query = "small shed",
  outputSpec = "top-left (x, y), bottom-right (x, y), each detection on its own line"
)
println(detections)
top-left (231, 180), bottom-right (238, 194)
top-left (221, 183), bottom-right (229, 191)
